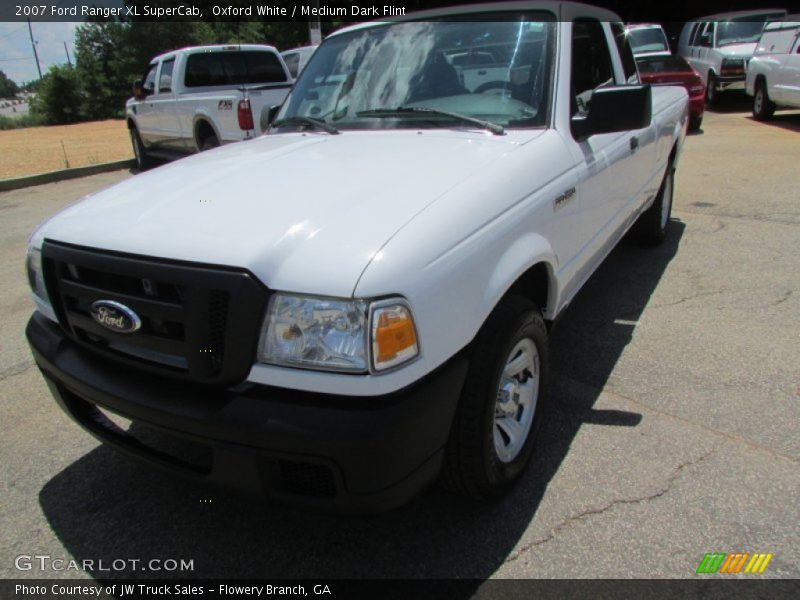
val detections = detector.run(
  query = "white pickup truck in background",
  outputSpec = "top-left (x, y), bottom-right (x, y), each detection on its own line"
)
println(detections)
top-left (746, 18), bottom-right (800, 120)
top-left (125, 44), bottom-right (293, 169)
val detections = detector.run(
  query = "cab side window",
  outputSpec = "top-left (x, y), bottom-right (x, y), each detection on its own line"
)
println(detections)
top-left (691, 22), bottom-right (707, 47)
top-left (142, 63), bottom-right (157, 95)
top-left (699, 23), bottom-right (715, 48)
top-left (571, 19), bottom-right (615, 116)
top-left (158, 58), bottom-right (175, 93)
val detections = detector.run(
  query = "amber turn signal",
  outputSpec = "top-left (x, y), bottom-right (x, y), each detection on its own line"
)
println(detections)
top-left (371, 303), bottom-right (419, 371)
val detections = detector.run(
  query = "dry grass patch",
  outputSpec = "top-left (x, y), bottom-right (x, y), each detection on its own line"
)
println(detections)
top-left (0, 119), bottom-right (132, 180)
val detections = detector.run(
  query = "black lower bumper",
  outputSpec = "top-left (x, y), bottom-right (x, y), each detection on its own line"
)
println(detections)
top-left (26, 313), bottom-right (468, 513)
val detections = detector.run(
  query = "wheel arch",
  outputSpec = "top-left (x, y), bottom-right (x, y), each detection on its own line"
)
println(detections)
top-left (485, 233), bottom-right (559, 323)
top-left (192, 115), bottom-right (221, 151)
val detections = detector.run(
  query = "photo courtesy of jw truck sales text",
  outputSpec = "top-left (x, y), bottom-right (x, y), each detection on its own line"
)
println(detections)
top-left (0, 0), bottom-right (798, 593)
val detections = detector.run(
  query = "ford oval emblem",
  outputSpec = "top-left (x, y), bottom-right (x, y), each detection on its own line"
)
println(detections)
top-left (90, 300), bottom-right (142, 334)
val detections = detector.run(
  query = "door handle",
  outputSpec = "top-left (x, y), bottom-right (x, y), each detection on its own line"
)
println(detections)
top-left (630, 136), bottom-right (640, 152)
top-left (477, 70), bottom-right (487, 75)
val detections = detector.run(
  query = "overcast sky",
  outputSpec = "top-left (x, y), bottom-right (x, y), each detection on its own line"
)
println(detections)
top-left (0, 22), bottom-right (79, 85)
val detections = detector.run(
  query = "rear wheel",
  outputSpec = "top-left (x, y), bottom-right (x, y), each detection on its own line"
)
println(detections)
top-left (200, 134), bottom-right (220, 151)
top-left (442, 295), bottom-right (549, 498)
top-left (752, 80), bottom-right (775, 121)
top-left (633, 159), bottom-right (674, 246)
top-left (688, 113), bottom-right (703, 131)
top-left (705, 72), bottom-right (718, 106)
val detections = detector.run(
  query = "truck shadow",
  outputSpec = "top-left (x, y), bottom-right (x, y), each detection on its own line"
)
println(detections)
top-left (38, 221), bottom-right (684, 585)
top-left (747, 111), bottom-right (800, 133)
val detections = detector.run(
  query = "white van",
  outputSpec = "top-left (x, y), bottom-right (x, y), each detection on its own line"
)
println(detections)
top-left (678, 9), bottom-right (786, 104)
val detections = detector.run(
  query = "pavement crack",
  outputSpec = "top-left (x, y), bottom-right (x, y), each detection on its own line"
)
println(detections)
top-left (648, 288), bottom-right (731, 309)
top-left (0, 361), bottom-right (35, 382)
top-left (505, 450), bottom-right (715, 563)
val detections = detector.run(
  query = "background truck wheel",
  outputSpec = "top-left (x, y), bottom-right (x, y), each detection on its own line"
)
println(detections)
top-left (130, 126), bottom-right (151, 171)
top-left (705, 73), bottom-right (718, 106)
top-left (200, 134), bottom-right (220, 151)
top-left (633, 160), bottom-right (674, 246)
top-left (752, 81), bottom-right (776, 121)
top-left (442, 295), bottom-right (549, 498)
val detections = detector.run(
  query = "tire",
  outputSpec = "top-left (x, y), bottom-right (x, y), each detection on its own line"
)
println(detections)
top-left (633, 160), bottom-right (674, 246)
top-left (200, 134), bottom-right (220, 151)
top-left (705, 72), bottom-right (718, 106)
top-left (442, 295), bottom-right (549, 498)
top-left (688, 113), bottom-right (703, 131)
top-left (752, 80), bottom-right (775, 121)
top-left (130, 126), bottom-right (151, 171)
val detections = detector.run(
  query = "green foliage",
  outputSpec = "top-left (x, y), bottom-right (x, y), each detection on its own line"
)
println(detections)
top-left (0, 113), bottom-right (46, 130)
top-left (0, 70), bottom-right (20, 98)
top-left (29, 65), bottom-right (83, 125)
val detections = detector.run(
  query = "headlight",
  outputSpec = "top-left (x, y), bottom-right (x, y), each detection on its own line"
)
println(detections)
top-left (721, 58), bottom-right (744, 75)
top-left (258, 294), bottom-right (369, 372)
top-left (257, 293), bottom-right (419, 373)
top-left (26, 246), bottom-right (48, 302)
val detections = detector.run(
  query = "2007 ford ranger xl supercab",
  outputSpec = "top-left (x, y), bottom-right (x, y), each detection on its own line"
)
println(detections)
top-left (26, 2), bottom-right (688, 512)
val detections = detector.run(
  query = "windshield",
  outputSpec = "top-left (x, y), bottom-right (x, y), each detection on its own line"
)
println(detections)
top-left (277, 14), bottom-right (556, 132)
top-left (717, 20), bottom-right (768, 46)
top-left (627, 28), bottom-right (669, 54)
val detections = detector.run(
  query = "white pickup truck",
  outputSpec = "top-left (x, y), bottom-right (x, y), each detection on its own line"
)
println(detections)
top-left (746, 18), bottom-right (800, 120)
top-left (125, 44), bottom-right (293, 169)
top-left (26, 2), bottom-right (688, 512)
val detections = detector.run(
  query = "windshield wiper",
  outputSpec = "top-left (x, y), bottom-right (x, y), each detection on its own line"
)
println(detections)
top-left (356, 106), bottom-right (505, 135)
top-left (271, 116), bottom-right (340, 135)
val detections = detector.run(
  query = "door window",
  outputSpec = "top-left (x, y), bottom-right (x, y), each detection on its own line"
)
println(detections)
top-left (571, 19), bottom-right (615, 116)
top-left (158, 58), bottom-right (175, 93)
top-left (142, 63), bottom-right (157, 95)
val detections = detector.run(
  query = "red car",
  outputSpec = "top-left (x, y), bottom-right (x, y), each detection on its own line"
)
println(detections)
top-left (636, 55), bottom-right (706, 131)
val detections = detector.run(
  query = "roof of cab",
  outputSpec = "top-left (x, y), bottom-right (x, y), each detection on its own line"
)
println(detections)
top-left (151, 44), bottom-right (279, 64)
top-left (329, 1), bottom-right (620, 38)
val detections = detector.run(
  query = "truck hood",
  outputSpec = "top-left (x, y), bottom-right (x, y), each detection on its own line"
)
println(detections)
top-left (39, 130), bottom-right (539, 297)
top-left (718, 42), bottom-right (757, 58)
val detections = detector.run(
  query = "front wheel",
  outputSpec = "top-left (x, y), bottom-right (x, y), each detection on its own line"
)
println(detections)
top-left (752, 81), bottom-right (775, 121)
top-left (706, 73), bottom-right (718, 106)
top-left (689, 113), bottom-right (703, 131)
top-left (441, 295), bottom-right (549, 498)
top-left (130, 126), bottom-right (151, 171)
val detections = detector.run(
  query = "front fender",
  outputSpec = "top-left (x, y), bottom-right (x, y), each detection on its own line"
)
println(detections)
top-left (486, 233), bottom-right (558, 319)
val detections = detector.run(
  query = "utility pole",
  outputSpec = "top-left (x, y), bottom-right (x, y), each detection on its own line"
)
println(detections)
top-left (309, 0), bottom-right (321, 45)
top-left (64, 41), bottom-right (72, 68)
top-left (27, 18), bottom-right (43, 80)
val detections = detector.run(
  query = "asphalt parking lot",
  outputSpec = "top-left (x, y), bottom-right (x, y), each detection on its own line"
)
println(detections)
top-left (1, 102), bottom-right (798, 582)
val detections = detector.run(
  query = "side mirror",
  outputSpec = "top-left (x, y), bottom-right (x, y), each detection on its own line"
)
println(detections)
top-left (132, 79), bottom-right (145, 101)
top-left (261, 104), bottom-right (282, 132)
top-left (571, 85), bottom-right (652, 140)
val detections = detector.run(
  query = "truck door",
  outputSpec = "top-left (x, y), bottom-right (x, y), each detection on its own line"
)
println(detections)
top-left (134, 63), bottom-right (159, 144)
top-left (152, 57), bottom-right (184, 150)
top-left (568, 18), bottom-right (625, 267)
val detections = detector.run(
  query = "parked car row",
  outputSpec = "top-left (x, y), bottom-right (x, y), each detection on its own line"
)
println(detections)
top-left (625, 11), bottom-right (799, 131)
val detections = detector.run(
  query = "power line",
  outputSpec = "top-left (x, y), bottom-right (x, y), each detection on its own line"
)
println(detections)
top-left (0, 57), bottom-right (34, 62)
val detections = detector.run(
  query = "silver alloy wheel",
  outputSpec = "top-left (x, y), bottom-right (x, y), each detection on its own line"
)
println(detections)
top-left (660, 170), bottom-right (673, 230)
top-left (493, 338), bottom-right (539, 463)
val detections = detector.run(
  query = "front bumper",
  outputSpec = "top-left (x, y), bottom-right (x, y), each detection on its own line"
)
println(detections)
top-left (26, 313), bottom-right (468, 513)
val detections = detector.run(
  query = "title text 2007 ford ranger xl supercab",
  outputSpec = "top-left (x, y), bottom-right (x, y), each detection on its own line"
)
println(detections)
top-left (26, 3), bottom-right (688, 512)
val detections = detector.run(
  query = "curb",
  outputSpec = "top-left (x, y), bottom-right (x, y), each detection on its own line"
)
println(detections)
top-left (0, 159), bottom-right (135, 193)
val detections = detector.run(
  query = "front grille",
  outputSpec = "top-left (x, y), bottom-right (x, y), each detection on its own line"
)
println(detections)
top-left (42, 241), bottom-right (268, 385)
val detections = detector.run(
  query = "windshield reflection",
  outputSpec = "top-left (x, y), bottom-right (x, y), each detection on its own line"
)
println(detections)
top-left (276, 15), bottom-right (556, 132)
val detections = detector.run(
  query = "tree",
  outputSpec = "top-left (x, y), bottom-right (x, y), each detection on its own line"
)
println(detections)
top-left (30, 65), bottom-right (83, 124)
top-left (0, 70), bottom-right (19, 98)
